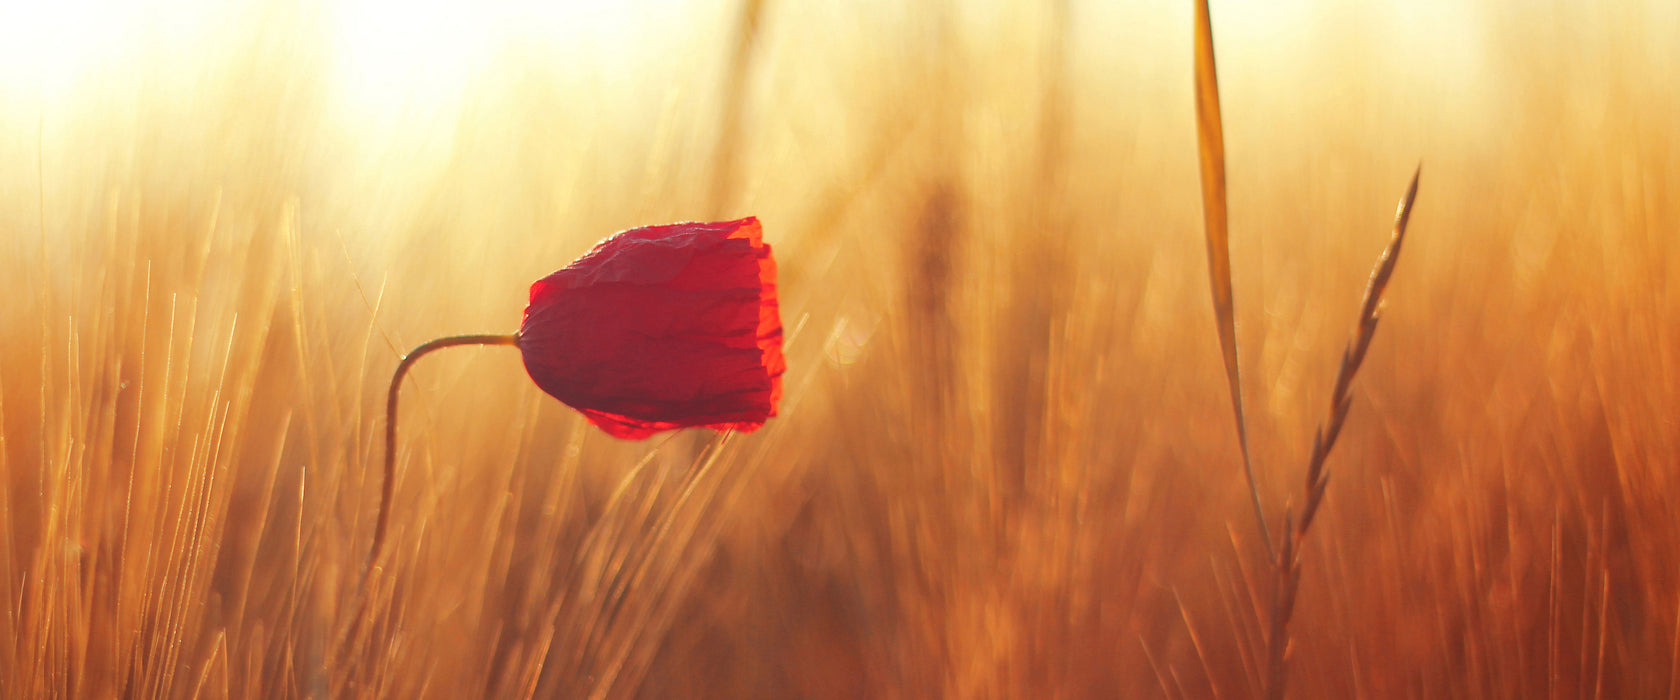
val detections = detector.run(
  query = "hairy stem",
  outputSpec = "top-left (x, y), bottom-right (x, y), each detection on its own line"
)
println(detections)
top-left (370, 333), bottom-right (520, 572)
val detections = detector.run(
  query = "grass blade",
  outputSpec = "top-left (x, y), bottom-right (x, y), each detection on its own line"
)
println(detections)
top-left (1194, 0), bottom-right (1273, 560)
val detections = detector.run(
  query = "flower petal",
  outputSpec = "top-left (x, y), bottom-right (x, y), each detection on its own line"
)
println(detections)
top-left (518, 217), bottom-right (783, 439)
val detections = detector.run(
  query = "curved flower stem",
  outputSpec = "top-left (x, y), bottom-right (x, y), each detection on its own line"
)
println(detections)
top-left (371, 333), bottom-right (520, 572)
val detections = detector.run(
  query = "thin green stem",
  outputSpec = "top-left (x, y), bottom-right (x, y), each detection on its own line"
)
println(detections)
top-left (370, 333), bottom-right (519, 572)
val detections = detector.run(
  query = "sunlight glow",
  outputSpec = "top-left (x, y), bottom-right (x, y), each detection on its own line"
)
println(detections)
top-left (0, 0), bottom-right (144, 101)
top-left (330, 0), bottom-right (496, 117)
top-left (328, 0), bottom-right (693, 121)
top-left (0, 0), bottom-right (694, 118)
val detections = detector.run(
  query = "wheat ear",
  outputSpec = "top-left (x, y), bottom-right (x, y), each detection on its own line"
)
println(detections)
top-left (1264, 168), bottom-right (1421, 700)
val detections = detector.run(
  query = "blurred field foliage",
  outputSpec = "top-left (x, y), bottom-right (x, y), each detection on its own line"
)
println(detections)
top-left (0, 0), bottom-right (1676, 697)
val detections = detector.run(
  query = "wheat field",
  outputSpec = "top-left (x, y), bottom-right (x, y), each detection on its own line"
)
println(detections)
top-left (0, 0), bottom-right (1676, 697)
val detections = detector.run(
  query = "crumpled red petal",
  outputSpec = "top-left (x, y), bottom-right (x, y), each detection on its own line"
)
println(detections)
top-left (517, 217), bottom-right (784, 439)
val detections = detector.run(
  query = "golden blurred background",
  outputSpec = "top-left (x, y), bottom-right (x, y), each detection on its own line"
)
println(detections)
top-left (0, 0), bottom-right (1676, 697)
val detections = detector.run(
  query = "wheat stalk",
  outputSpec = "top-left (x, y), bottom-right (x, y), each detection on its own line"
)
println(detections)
top-left (1264, 168), bottom-right (1421, 700)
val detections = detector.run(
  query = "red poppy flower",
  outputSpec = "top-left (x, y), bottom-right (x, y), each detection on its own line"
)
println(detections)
top-left (369, 217), bottom-right (784, 569)
top-left (515, 217), bottom-right (784, 439)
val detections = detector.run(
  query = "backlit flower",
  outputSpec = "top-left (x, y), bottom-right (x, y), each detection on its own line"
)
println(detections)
top-left (516, 216), bottom-right (784, 439)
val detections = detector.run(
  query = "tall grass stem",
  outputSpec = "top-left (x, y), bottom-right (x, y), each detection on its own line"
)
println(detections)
top-left (1264, 168), bottom-right (1420, 700)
